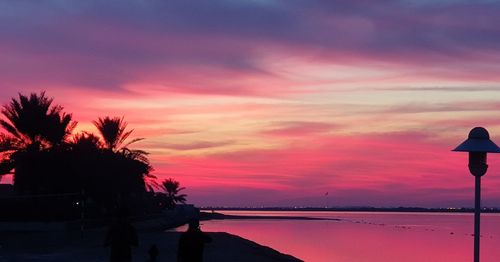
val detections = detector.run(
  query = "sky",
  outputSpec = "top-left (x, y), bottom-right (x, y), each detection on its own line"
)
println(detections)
top-left (1, 0), bottom-right (500, 207)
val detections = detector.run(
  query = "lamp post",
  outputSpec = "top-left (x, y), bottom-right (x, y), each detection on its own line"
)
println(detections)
top-left (452, 127), bottom-right (500, 262)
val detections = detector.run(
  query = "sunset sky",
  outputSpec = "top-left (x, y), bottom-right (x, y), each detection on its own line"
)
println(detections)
top-left (2, 0), bottom-right (500, 207)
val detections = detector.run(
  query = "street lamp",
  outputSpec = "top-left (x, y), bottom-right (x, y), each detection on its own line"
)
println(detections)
top-left (452, 127), bottom-right (500, 262)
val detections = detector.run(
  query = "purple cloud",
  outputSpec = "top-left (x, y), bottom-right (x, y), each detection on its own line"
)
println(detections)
top-left (1, 0), bottom-right (500, 95)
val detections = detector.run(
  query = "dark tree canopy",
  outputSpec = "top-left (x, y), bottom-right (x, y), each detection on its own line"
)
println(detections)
top-left (0, 92), bottom-right (76, 149)
top-left (160, 178), bottom-right (187, 209)
top-left (93, 116), bottom-right (141, 151)
top-left (0, 92), bottom-right (157, 219)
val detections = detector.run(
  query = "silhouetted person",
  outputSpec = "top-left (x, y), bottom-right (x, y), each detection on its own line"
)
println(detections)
top-left (147, 244), bottom-right (159, 262)
top-left (177, 219), bottom-right (212, 262)
top-left (105, 207), bottom-right (139, 262)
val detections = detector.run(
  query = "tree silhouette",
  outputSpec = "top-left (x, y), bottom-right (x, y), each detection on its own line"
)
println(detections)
top-left (92, 116), bottom-right (153, 209)
top-left (0, 92), bottom-right (76, 150)
top-left (161, 178), bottom-right (187, 209)
top-left (0, 92), bottom-right (156, 219)
top-left (93, 117), bottom-right (141, 151)
top-left (0, 92), bottom-right (76, 193)
top-left (70, 132), bottom-right (102, 152)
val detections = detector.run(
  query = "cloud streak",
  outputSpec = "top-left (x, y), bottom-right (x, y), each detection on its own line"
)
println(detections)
top-left (2, 0), bottom-right (500, 94)
top-left (261, 121), bottom-right (337, 137)
top-left (154, 131), bottom-right (500, 207)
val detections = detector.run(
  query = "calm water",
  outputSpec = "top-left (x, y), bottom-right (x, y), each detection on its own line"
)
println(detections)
top-left (177, 211), bottom-right (500, 262)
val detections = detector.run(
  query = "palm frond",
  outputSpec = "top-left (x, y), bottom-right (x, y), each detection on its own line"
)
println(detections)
top-left (94, 116), bottom-right (135, 150)
top-left (0, 134), bottom-right (22, 153)
top-left (0, 119), bottom-right (21, 139)
top-left (123, 137), bottom-right (143, 148)
top-left (0, 92), bottom-right (70, 148)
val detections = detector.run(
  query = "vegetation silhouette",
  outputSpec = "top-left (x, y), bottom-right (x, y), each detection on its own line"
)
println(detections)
top-left (158, 178), bottom-right (187, 210)
top-left (0, 92), bottom-right (165, 219)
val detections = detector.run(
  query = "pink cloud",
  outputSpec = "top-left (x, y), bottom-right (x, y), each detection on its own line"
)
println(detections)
top-left (148, 131), bottom-right (500, 207)
top-left (261, 121), bottom-right (337, 137)
top-left (156, 141), bottom-right (234, 151)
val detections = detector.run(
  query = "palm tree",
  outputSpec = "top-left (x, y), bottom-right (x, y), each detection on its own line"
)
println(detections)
top-left (161, 178), bottom-right (187, 209)
top-left (0, 92), bottom-right (76, 150)
top-left (92, 116), bottom-right (152, 210)
top-left (70, 132), bottom-right (102, 152)
top-left (0, 92), bottom-right (76, 194)
top-left (0, 93), bottom-right (155, 216)
top-left (45, 112), bottom-right (76, 147)
top-left (93, 116), bottom-right (152, 174)
top-left (0, 92), bottom-right (76, 180)
top-left (93, 117), bottom-right (141, 151)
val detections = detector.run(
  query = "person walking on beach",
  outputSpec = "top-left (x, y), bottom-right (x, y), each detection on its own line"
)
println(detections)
top-left (105, 207), bottom-right (139, 262)
top-left (177, 219), bottom-right (212, 262)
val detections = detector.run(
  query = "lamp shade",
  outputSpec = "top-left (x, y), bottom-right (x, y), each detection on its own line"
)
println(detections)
top-left (453, 127), bottom-right (500, 153)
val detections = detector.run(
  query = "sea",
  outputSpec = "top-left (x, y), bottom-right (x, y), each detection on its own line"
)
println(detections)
top-left (176, 210), bottom-right (500, 262)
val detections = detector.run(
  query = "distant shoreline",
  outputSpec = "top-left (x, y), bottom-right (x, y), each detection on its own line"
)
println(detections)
top-left (200, 211), bottom-right (340, 221)
top-left (201, 207), bottom-right (500, 213)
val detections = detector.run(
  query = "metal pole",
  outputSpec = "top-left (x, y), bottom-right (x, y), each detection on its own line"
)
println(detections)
top-left (474, 176), bottom-right (481, 262)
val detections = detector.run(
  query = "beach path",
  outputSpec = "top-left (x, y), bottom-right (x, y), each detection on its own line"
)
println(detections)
top-left (0, 229), bottom-right (301, 262)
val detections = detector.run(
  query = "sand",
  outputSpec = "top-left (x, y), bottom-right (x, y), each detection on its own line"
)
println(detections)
top-left (0, 227), bottom-right (301, 262)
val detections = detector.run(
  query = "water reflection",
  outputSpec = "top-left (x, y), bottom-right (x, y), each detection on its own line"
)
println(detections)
top-left (177, 211), bottom-right (500, 262)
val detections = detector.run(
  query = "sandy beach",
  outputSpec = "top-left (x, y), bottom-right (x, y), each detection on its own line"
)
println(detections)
top-left (0, 225), bottom-right (301, 262)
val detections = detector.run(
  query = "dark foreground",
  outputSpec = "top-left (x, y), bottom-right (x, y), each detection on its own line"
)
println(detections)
top-left (0, 228), bottom-right (301, 262)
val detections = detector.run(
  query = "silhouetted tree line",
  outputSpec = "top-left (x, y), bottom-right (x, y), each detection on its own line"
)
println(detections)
top-left (156, 178), bottom-right (187, 210)
top-left (0, 92), bottom-right (177, 219)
